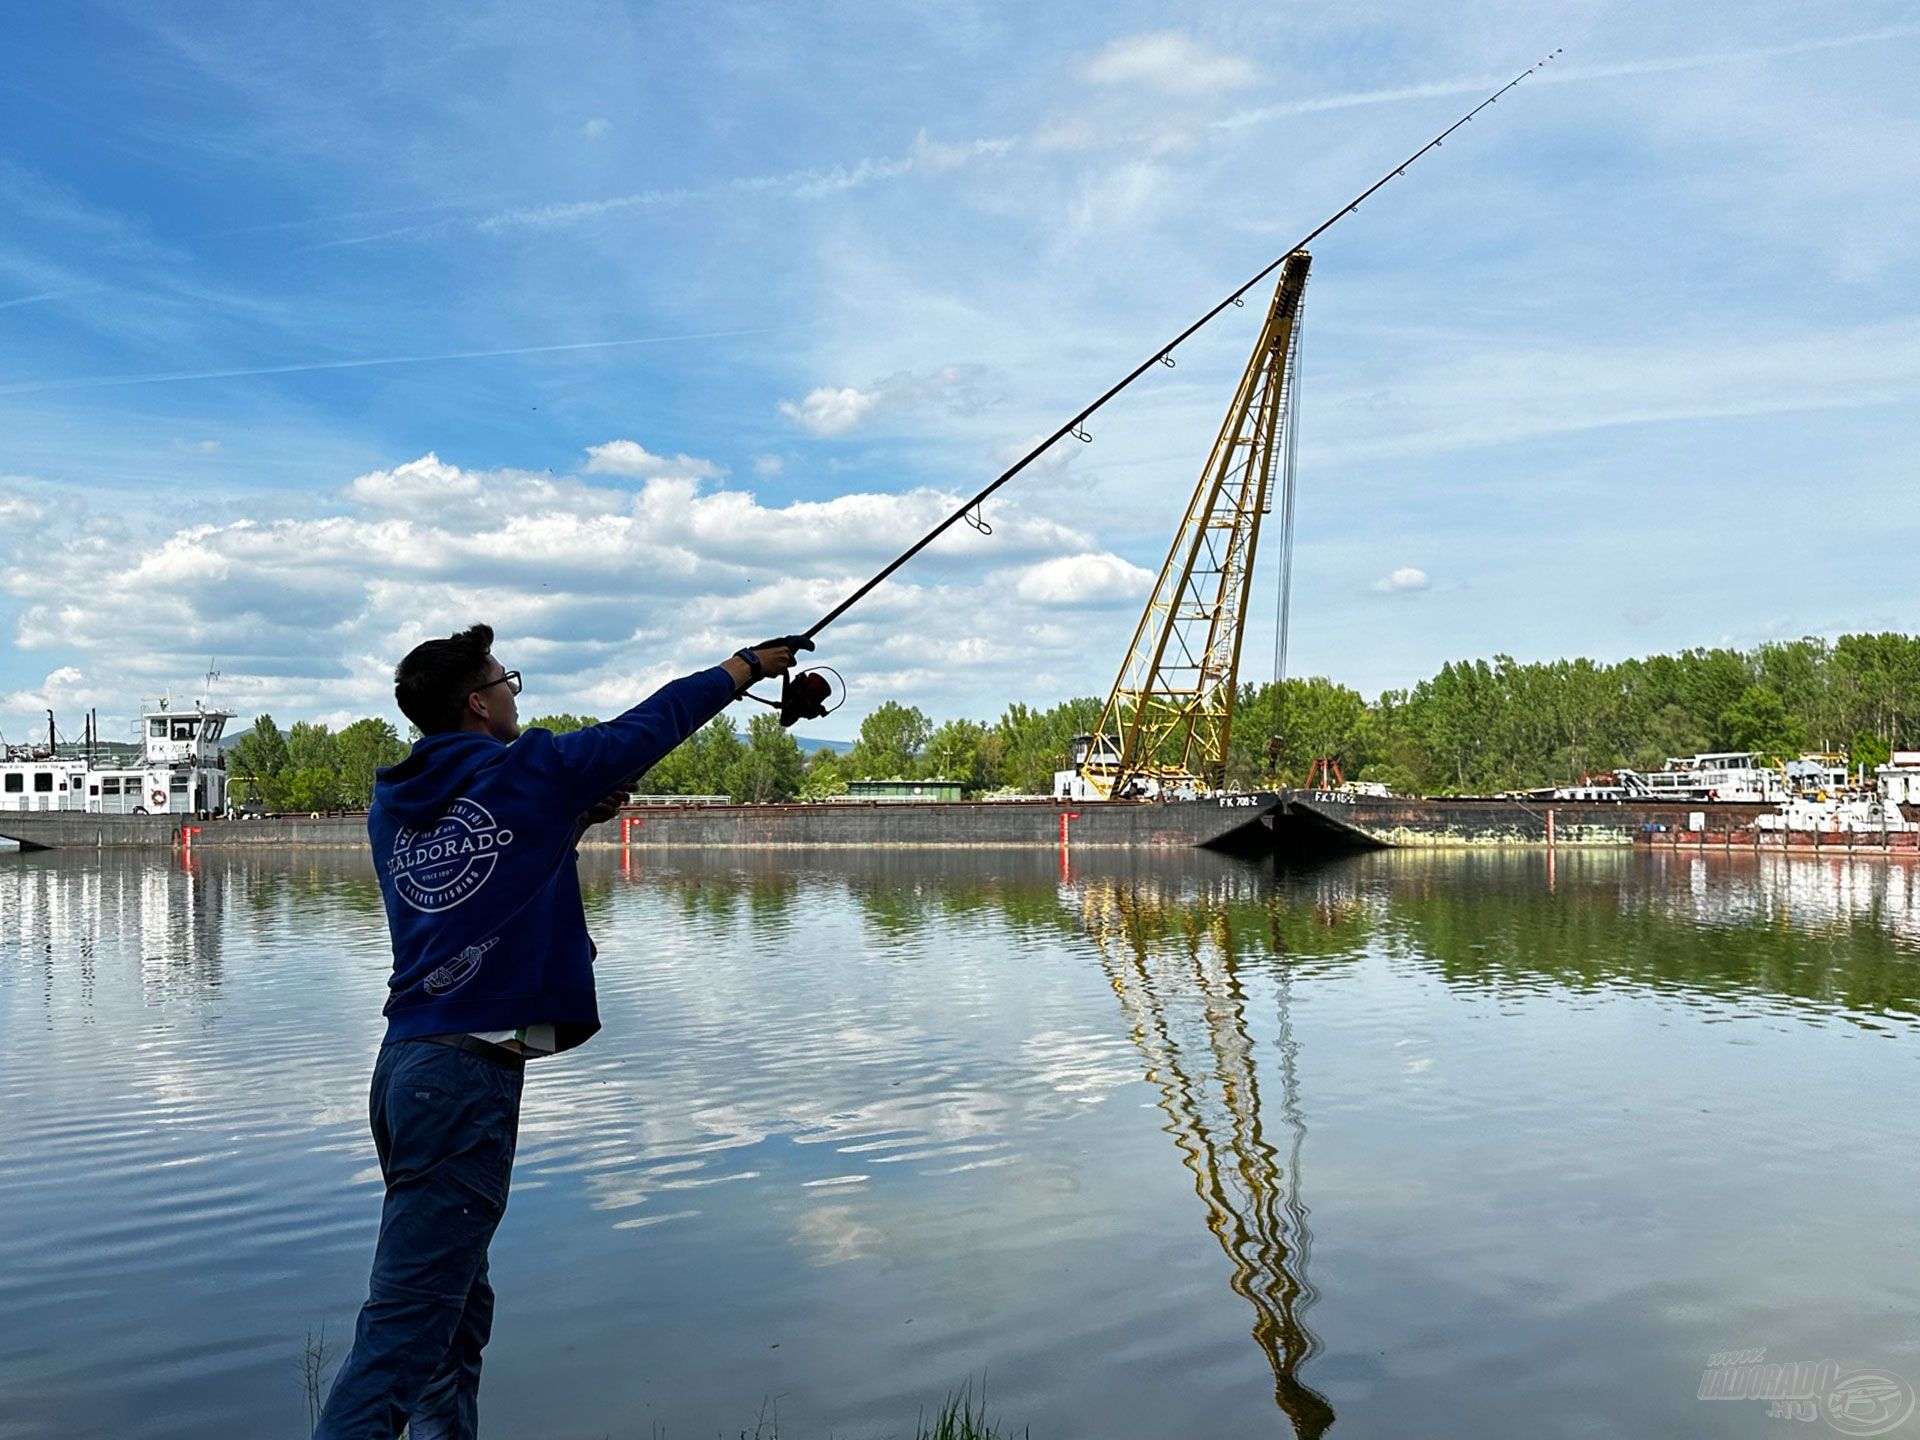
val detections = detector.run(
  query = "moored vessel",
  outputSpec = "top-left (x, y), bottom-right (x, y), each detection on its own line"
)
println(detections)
top-left (2, 700), bottom-right (235, 819)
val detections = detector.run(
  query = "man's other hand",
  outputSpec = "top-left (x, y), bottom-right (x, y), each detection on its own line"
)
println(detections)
top-left (583, 788), bottom-right (631, 826)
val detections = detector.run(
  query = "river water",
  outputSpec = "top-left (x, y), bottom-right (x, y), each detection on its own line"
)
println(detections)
top-left (1, 845), bottom-right (1916, 1440)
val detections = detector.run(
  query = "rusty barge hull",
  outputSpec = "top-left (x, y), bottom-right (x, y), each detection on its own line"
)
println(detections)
top-left (0, 795), bottom-right (1282, 854)
top-left (1275, 791), bottom-right (1781, 851)
top-left (1638, 826), bottom-right (1920, 858)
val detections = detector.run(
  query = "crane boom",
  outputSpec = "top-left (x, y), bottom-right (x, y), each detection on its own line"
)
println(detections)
top-left (1074, 251), bottom-right (1311, 800)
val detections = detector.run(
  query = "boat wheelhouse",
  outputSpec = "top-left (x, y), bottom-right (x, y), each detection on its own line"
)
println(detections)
top-left (1, 699), bottom-right (235, 816)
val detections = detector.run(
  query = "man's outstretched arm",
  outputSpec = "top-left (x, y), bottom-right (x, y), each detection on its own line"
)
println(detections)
top-left (537, 643), bottom-right (800, 814)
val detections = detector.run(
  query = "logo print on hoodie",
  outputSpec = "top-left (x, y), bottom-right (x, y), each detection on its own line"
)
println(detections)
top-left (422, 936), bottom-right (497, 995)
top-left (388, 798), bottom-right (516, 912)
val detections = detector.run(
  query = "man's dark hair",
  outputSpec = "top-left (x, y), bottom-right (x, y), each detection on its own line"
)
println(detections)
top-left (395, 624), bottom-right (495, 735)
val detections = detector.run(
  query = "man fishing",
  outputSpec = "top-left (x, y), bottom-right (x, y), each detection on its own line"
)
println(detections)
top-left (316, 624), bottom-right (799, 1440)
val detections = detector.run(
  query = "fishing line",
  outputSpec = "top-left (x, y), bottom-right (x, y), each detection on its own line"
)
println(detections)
top-left (799, 47), bottom-right (1563, 645)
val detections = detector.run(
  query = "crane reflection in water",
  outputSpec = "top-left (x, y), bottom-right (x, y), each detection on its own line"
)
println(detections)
top-left (1073, 871), bottom-right (1355, 1438)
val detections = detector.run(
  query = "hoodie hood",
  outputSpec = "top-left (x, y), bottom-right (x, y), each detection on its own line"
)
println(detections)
top-left (374, 731), bottom-right (508, 828)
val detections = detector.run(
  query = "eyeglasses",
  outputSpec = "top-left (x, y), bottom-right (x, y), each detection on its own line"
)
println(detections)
top-left (470, 670), bottom-right (522, 699)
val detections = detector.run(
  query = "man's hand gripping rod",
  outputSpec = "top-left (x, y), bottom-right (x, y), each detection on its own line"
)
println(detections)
top-left (735, 636), bottom-right (833, 729)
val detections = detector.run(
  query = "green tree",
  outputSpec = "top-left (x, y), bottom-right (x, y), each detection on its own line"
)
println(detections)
top-left (990, 702), bottom-right (1047, 794)
top-left (1677, 648), bottom-right (1755, 748)
top-left (848, 702), bottom-right (932, 779)
top-left (730, 713), bottom-right (805, 802)
top-left (1835, 632), bottom-right (1920, 748)
top-left (334, 718), bottom-right (408, 809)
top-left (634, 714), bottom-right (740, 796)
top-left (1851, 731), bottom-right (1892, 775)
top-left (287, 721), bottom-right (337, 775)
top-left (278, 721), bottom-right (339, 811)
top-left (1407, 658), bottom-right (1502, 792)
top-left (527, 713), bottom-right (600, 734)
top-left (1629, 702), bottom-right (1707, 772)
top-left (1356, 690), bottom-right (1423, 794)
top-left (697, 716), bottom-right (746, 796)
top-left (800, 748), bottom-right (851, 800)
top-left (924, 718), bottom-right (991, 794)
top-left (990, 697), bottom-right (1102, 794)
top-left (227, 715), bottom-right (289, 806)
top-left (282, 766), bottom-right (338, 812)
top-left (1721, 685), bottom-right (1804, 757)
top-left (1262, 676), bottom-right (1370, 786)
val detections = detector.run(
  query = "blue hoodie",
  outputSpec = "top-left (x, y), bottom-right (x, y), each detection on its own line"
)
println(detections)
top-left (368, 665), bottom-right (738, 1051)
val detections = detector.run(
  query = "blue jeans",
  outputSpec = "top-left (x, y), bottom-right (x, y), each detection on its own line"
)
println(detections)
top-left (315, 1040), bottom-right (523, 1440)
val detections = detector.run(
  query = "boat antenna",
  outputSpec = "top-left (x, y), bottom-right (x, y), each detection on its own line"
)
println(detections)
top-left (798, 49), bottom-right (1561, 644)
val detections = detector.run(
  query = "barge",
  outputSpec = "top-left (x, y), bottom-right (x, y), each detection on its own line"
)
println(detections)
top-left (1276, 750), bottom-right (1920, 853)
top-left (1272, 791), bottom-right (1780, 851)
top-left (0, 793), bottom-right (1284, 854)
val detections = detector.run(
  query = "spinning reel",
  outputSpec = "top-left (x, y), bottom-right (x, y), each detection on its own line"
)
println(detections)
top-left (738, 635), bottom-right (841, 729)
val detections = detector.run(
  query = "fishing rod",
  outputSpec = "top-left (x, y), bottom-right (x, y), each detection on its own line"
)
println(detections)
top-left (751, 47), bottom-right (1563, 726)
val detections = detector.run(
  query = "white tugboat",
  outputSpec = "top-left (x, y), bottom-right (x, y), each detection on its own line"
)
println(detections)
top-left (0, 699), bottom-right (236, 817)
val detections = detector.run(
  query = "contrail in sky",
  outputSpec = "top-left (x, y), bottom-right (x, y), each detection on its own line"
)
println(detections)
top-left (299, 22), bottom-right (1919, 249)
top-left (0, 287), bottom-right (96, 312)
top-left (1216, 23), bottom-right (1920, 128)
top-left (0, 328), bottom-right (767, 397)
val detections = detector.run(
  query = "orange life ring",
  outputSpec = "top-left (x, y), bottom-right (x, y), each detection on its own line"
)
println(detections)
top-left (150, 788), bottom-right (167, 807)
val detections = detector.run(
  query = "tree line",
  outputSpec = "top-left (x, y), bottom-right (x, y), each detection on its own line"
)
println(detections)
top-left (226, 633), bottom-right (1920, 807)
top-left (1231, 631), bottom-right (1920, 795)
top-left (227, 717), bottom-right (410, 812)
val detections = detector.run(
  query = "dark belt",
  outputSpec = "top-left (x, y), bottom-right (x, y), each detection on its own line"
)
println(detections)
top-left (418, 1032), bottom-right (527, 1071)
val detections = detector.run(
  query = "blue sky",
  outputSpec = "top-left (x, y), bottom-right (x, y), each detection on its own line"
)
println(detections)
top-left (3, 1), bottom-right (1917, 744)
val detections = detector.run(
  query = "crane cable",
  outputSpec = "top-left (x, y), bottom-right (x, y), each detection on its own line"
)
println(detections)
top-left (799, 48), bottom-right (1563, 645)
top-left (1273, 284), bottom-right (1304, 692)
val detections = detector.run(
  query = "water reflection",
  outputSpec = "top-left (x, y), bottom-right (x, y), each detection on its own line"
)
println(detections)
top-left (1078, 877), bottom-right (1337, 1437)
top-left (608, 846), bottom-right (1920, 1027)
top-left (4, 848), bottom-right (230, 1002)
top-left (4, 844), bottom-right (1919, 1440)
top-left (1350, 849), bottom-right (1920, 1028)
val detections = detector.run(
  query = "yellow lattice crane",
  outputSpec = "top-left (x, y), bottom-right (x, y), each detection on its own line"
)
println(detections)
top-left (1071, 251), bottom-right (1311, 800)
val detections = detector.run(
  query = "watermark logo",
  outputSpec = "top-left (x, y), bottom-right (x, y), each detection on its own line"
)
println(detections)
top-left (1828, 1372), bottom-right (1917, 1437)
top-left (389, 798), bottom-right (515, 913)
top-left (422, 936), bottom-right (497, 996)
top-left (1700, 1349), bottom-right (1915, 1434)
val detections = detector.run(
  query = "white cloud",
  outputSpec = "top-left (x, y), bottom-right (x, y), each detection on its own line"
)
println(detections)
top-left (775, 368), bottom-right (990, 439)
top-left (1012, 553), bottom-right (1153, 605)
top-left (1082, 32), bottom-right (1258, 97)
top-left (346, 451), bottom-right (485, 508)
top-left (0, 449), bottom-right (1138, 737)
top-left (778, 386), bottom-right (880, 436)
top-left (0, 664), bottom-right (91, 718)
top-left (1372, 567), bottom-right (1430, 594)
top-left (908, 130), bottom-right (1018, 173)
top-left (172, 437), bottom-right (221, 453)
top-left (579, 117), bottom-right (611, 139)
top-left (583, 439), bottom-right (723, 479)
top-left (751, 454), bottom-right (784, 478)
